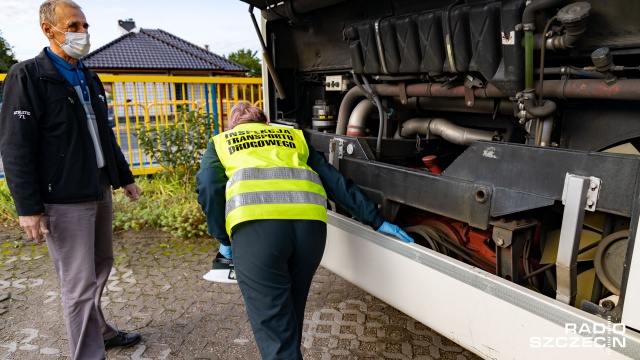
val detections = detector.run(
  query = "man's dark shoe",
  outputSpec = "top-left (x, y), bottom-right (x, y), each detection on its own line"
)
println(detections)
top-left (104, 331), bottom-right (142, 348)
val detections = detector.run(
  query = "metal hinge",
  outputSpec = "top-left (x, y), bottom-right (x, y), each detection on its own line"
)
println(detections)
top-left (562, 173), bottom-right (601, 211)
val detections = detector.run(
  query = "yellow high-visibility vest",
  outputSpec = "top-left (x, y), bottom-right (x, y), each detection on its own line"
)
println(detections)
top-left (213, 122), bottom-right (328, 235)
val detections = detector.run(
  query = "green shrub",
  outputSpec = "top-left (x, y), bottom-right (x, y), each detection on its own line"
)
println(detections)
top-left (0, 181), bottom-right (18, 227)
top-left (112, 173), bottom-right (209, 239)
top-left (136, 110), bottom-right (216, 189)
top-left (130, 109), bottom-right (214, 238)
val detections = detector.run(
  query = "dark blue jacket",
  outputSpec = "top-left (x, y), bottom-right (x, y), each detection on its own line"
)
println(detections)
top-left (196, 135), bottom-right (385, 246)
top-left (0, 49), bottom-right (134, 215)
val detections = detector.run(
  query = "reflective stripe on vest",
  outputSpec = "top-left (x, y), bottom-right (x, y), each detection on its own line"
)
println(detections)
top-left (227, 167), bottom-right (323, 190)
top-left (226, 190), bottom-right (327, 217)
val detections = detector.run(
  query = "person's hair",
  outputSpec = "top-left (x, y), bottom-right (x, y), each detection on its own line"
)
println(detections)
top-left (40, 0), bottom-right (82, 26)
top-left (228, 101), bottom-right (267, 130)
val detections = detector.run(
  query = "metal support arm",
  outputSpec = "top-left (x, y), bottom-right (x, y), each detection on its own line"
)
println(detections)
top-left (556, 174), bottom-right (600, 305)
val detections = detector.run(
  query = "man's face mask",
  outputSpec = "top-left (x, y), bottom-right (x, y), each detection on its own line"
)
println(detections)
top-left (50, 24), bottom-right (90, 59)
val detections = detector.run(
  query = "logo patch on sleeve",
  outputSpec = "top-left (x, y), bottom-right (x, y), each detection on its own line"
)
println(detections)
top-left (13, 110), bottom-right (31, 119)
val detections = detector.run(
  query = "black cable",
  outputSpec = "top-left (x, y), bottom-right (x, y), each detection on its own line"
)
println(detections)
top-left (518, 240), bottom-right (601, 283)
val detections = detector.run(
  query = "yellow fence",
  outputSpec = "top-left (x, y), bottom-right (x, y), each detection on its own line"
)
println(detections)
top-left (0, 74), bottom-right (263, 176)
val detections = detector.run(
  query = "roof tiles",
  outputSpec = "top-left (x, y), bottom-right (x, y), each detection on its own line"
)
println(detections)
top-left (82, 29), bottom-right (247, 72)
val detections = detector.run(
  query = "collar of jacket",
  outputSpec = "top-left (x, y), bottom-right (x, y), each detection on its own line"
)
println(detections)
top-left (33, 47), bottom-right (97, 86)
top-left (34, 48), bottom-right (66, 83)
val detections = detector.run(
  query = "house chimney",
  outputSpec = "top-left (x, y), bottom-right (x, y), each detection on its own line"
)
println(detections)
top-left (204, 45), bottom-right (210, 51)
top-left (118, 19), bottom-right (138, 35)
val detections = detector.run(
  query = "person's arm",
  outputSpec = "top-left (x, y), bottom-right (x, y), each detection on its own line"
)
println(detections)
top-left (195, 140), bottom-right (231, 246)
top-left (0, 65), bottom-right (50, 242)
top-left (306, 145), bottom-right (385, 230)
top-left (307, 145), bottom-right (413, 242)
top-left (0, 66), bottom-right (43, 216)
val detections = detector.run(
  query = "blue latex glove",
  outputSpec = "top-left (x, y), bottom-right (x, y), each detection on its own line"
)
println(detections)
top-left (377, 221), bottom-right (414, 243)
top-left (219, 244), bottom-right (232, 259)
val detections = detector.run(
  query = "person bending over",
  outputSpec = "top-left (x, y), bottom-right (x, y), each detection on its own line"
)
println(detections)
top-left (196, 101), bottom-right (412, 359)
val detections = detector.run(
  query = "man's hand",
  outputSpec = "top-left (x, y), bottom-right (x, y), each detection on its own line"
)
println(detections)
top-left (19, 215), bottom-right (49, 243)
top-left (123, 183), bottom-right (142, 201)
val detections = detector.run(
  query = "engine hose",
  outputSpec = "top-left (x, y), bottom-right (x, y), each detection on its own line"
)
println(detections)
top-left (539, 117), bottom-right (554, 147)
top-left (522, 0), bottom-right (565, 90)
top-left (522, 0), bottom-right (565, 27)
top-left (336, 83), bottom-right (507, 135)
top-left (336, 78), bottom-right (640, 136)
top-left (393, 118), bottom-right (497, 146)
top-left (361, 75), bottom-right (385, 160)
top-left (527, 99), bottom-right (557, 118)
top-left (535, 67), bottom-right (605, 79)
top-left (346, 100), bottom-right (377, 137)
top-left (538, 16), bottom-right (558, 103)
top-left (525, 31), bottom-right (535, 90)
top-left (351, 71), bottom-right (369, 100)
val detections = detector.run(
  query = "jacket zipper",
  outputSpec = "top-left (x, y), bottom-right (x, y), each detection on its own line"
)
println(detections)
top-left (48, 153), bottom-right (66, 192)
top-left (40, 76), bottom-right (81, 105)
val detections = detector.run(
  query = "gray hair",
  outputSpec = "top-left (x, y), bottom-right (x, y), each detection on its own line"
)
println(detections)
top-left (228, 101), bottom-right (268, 130)
top-left (39, 0), bottom-right (82, 25)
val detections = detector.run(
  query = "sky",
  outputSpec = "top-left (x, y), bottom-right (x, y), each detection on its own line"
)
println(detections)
top-left (0, 0), bottom-right (263, 62)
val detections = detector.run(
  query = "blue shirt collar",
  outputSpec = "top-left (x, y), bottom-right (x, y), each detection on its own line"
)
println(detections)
top-left (45, 47), bottom-right (84, 70)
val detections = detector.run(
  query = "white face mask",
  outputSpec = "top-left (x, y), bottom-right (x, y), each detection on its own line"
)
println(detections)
top-left (50, 24), bottom-right (91, 59)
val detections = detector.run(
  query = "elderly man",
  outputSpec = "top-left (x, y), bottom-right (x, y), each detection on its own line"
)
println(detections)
top-left (0, 1), bottom-right (142, 358)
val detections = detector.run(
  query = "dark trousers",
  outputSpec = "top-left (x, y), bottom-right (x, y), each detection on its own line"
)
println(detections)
top-left (43, 170), bottom-right (118, 360)
top-left (232, 219), bottom-right (327, 360)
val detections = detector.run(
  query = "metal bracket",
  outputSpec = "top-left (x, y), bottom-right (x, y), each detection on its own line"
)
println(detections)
top-left (581, 299), bottom-right (622, 323)
top-left (562, 173), bottom-right (601, 211)
top-left (490, 218), bottom-right (536, 248)
top-left (491, 218), bottom-right (537, 283)
top-left (398, 81), bottom-right (408, 105)
top-left (328, 138), bottom-right (344, 170)
top-left (556, 174), bottom-right (593, 305)
top-left (463, 75), bottom-right (483, 107)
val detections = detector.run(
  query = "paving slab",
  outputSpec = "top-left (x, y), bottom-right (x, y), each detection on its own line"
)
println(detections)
top-left (0, 228), bottom-right (481, 359)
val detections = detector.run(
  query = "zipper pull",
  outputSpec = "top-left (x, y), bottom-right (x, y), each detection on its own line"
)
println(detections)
top-left (48, 184), bottom-right (52, 192)
top-left (68, 97), bottom-right (74, 104)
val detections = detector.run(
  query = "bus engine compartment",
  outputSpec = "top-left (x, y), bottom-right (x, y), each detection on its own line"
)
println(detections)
top-left (243, 0), bottom-right (640, 330)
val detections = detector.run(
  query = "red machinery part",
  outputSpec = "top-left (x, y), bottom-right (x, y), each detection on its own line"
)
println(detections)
top-left (403, 212), bottom-right (496, 273)
top-left (422, 155), bottom-right (442, 174)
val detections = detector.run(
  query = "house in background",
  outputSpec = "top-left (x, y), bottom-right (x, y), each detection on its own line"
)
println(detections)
top-left (83, 19), bottom-right (247, 76)
top-left (81, 20), bottom-right (250, 123)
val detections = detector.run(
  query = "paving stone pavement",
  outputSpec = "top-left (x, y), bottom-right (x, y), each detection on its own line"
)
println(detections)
top-left (0, 228), bottom-right (482, 360)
